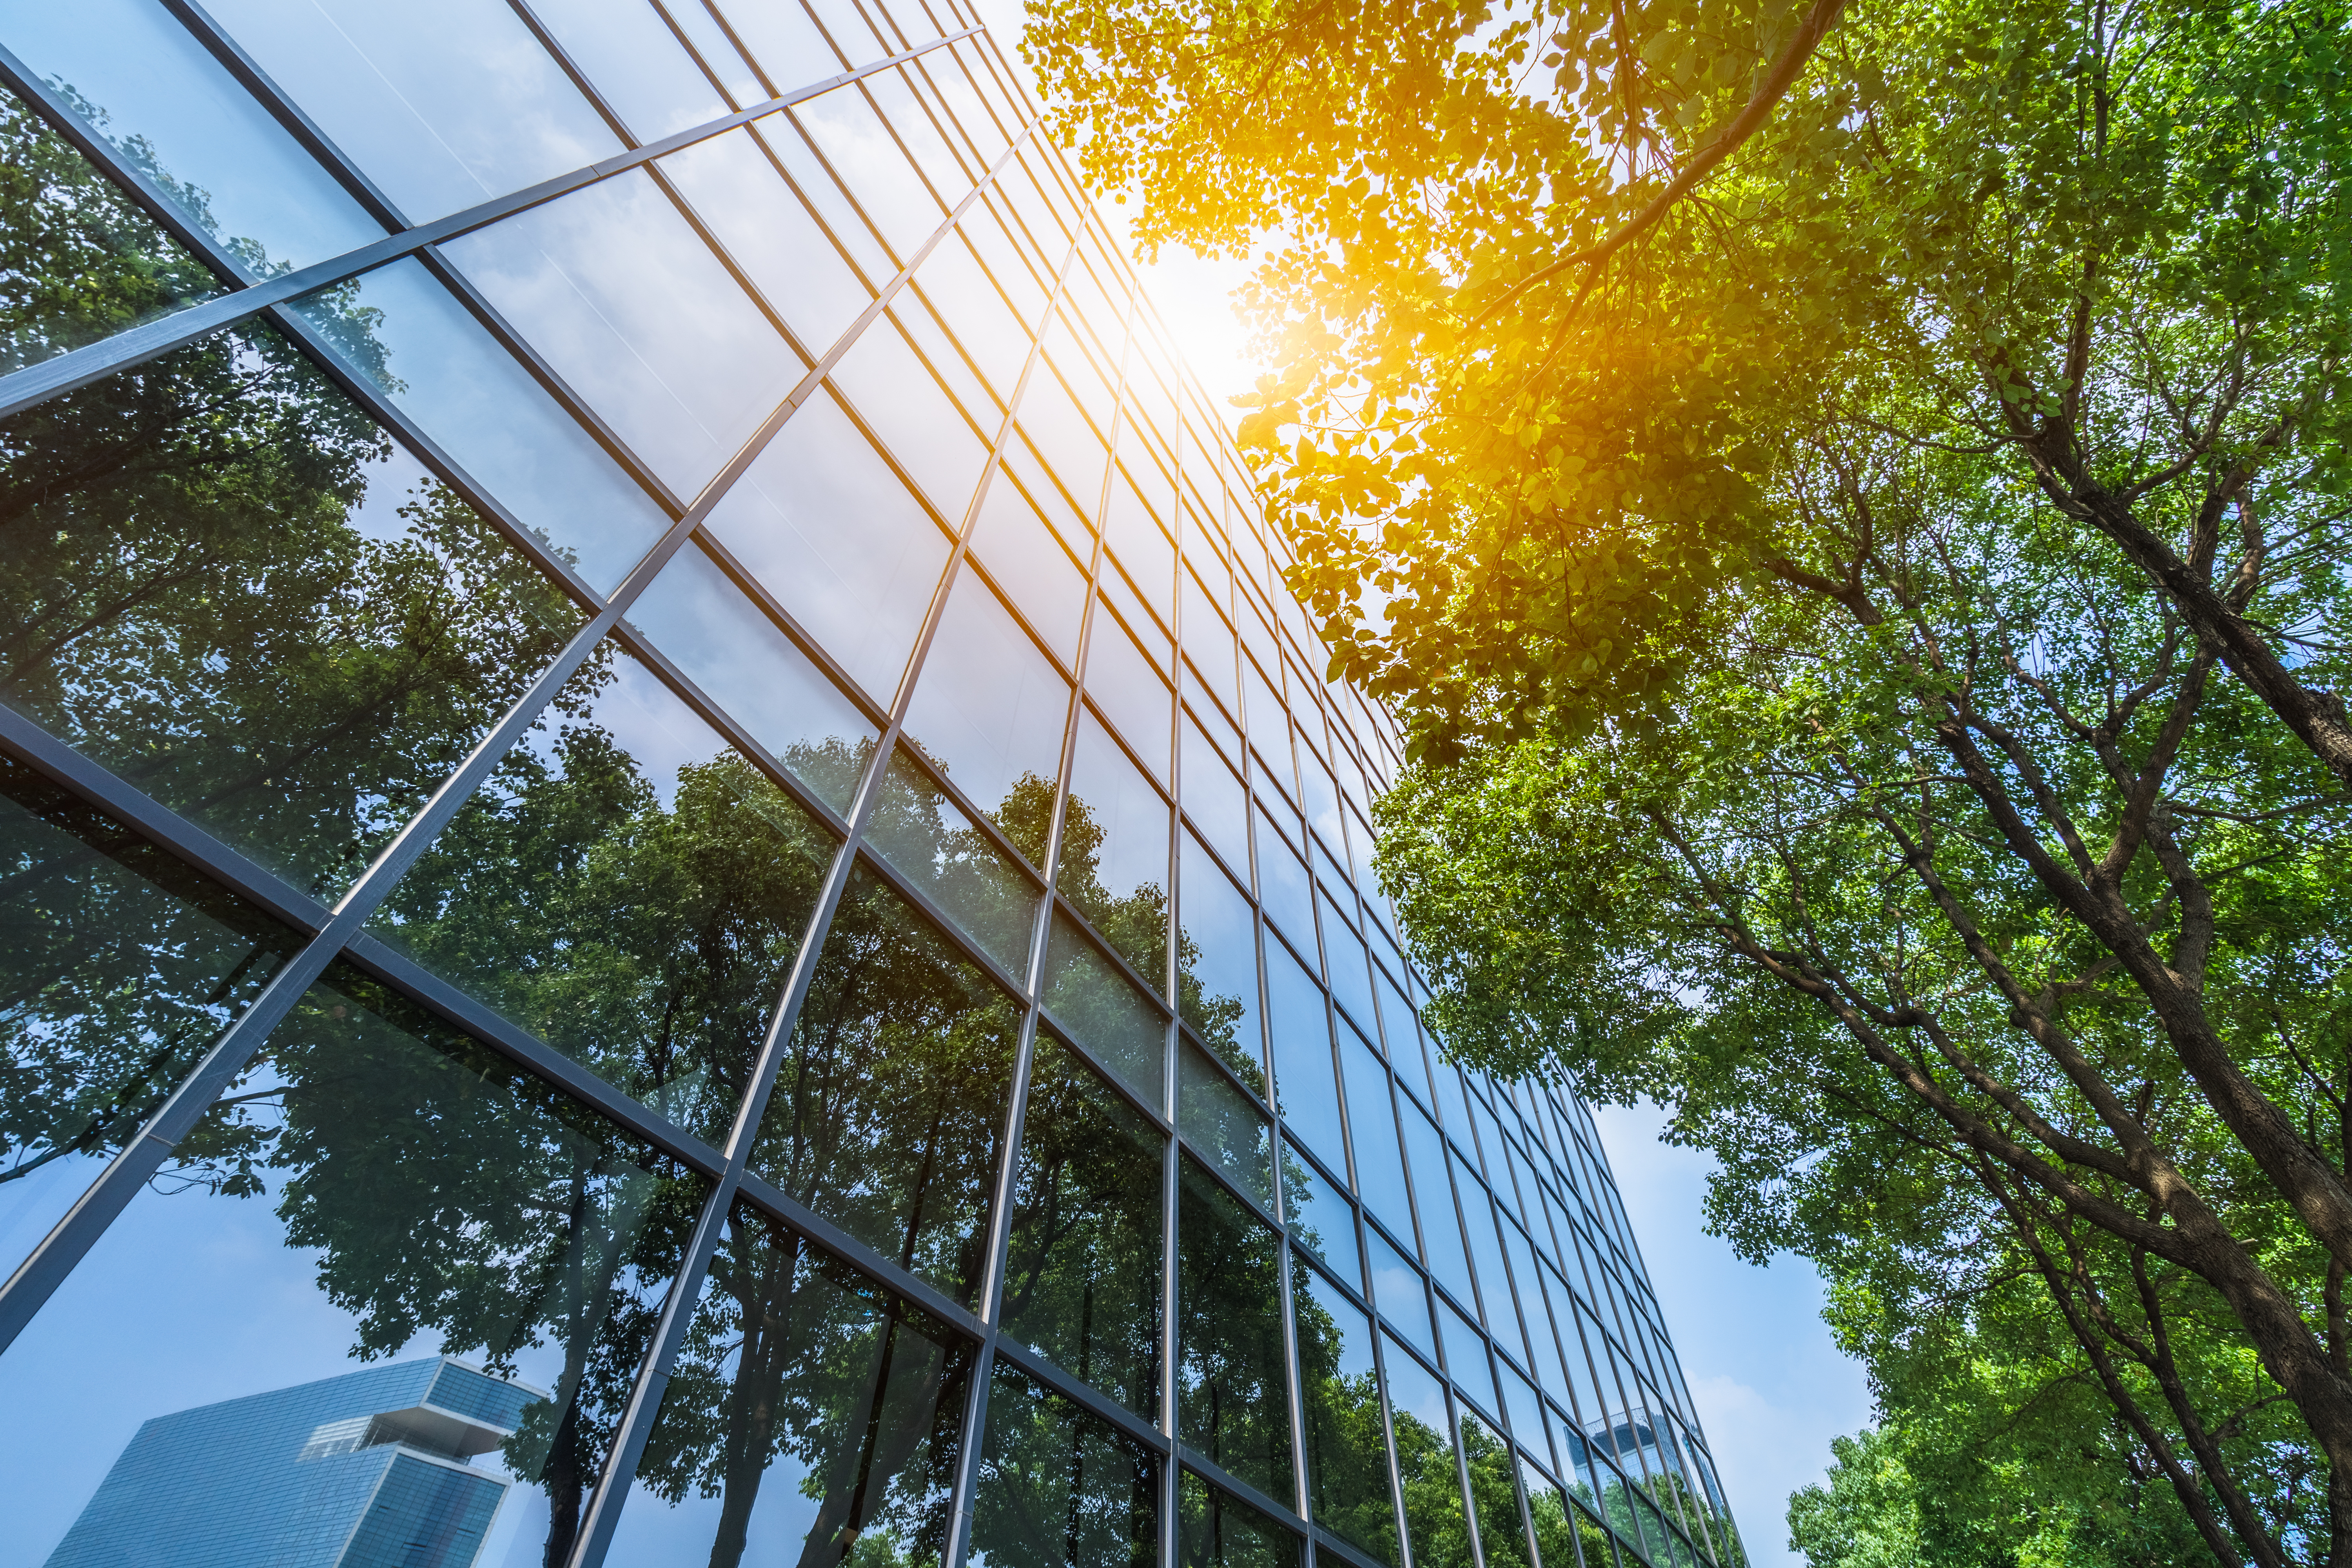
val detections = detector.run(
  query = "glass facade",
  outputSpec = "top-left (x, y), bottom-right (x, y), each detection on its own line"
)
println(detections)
top-left (0, 3), bottom-right (1740, 1567)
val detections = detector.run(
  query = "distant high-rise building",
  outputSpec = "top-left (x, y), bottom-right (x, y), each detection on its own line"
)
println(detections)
top-left (46, 1359), bottom-right (540, 1568)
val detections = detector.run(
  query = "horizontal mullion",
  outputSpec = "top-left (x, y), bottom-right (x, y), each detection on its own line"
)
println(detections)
top-left (1174, 1445), bottom-right (1305, 1537)
top-left (341, 932), bottom-right (727, 1181)
top-left (0, 30), bottom-right (979, 423)
top-left (989, 1333), bottom-right (1169, 1456)
top-left (732, 1168), bottom-right (985, 1341)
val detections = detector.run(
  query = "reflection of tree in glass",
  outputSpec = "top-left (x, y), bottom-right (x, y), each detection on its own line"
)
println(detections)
top-left (1389, 1390), bottom-right (1474, 1568)
top-left (1290, 1283), bottom-right (1398, 1564)
top-left (1524, 1474), bottom-right (1616, 1568)
top-left (1051, 776), bottom-right (1166, 990)
top-left (164, 964), bottom-right (698, 1568)
top-left (1177, 1048), bottom-right (1271, 1208)
top-left (1175, 1158), bottom-right (1290, 1499)
top-left (970, 1361), bottom-right (1158, 1568)
top-left (1459, 1415), bottom-right (1532, 1568)
top-left (1000, 1038), bottom-right (1163, 1418)
top-left (1, 88), bottom-right (582, 900)
top-left (0, 760), bottom-right (296, 1193)
top-left (379, 731), bottom-right (836, 1146)
top-left (755, 864), bottom-right (1020, 1305)
top-left (1175, 1471), bottom-right (1290, 1568)
top-left (638, 1204), bottom-right (970, 1568)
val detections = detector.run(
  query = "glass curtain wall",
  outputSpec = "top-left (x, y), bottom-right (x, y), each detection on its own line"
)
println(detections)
top-left (0, 2), bottom-right (1740, 1567)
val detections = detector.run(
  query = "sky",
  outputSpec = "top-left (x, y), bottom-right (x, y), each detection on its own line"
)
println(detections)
top-left (958, 11), bottom-right (1880, 1555)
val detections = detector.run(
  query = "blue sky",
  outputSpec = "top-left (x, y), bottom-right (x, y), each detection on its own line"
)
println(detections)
top-left (1588, 1101), bottom-right (1872, 1568)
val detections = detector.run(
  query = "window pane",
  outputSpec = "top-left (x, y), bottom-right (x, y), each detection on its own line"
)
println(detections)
top-left (1293, 1263), bottom-right (1397, 1565)
top-left (829, 314), bottom-right (993, 523)
top-left (1279, 1142), bottom-right (1361, 1296)
top-left (1253, 814), bottom-right (1315, 958)
top-left (970, 468), bottom-right (1089, 674)
top-left (658, 125), bottom-right (877, 360)
top-left (970, 1360), bottom-right (1159, 1568)
top-left (0, 960), bottom-right (701, 1568)
top-left (706, 385), bottom-right (954, 710)
top-left (1085, 602), bottom-right (1174, 785)
top-left (201, 0), bottom-right (621, 223)
top-left (1442, 1299), bottom-right (1499, 1422)
top-left (624, 543), bottom-right (878, 815)
top-left (619, 1203), bottom-right (971, 1564)
top-left (10, 0), bottom-right (382, 268)
top-left (1401, 1109), bottom-right (1474, 1303)
top-left (1383, 1339), bottom-right (1473, 1568)
top-left (294, 259), bottom-right (673, 594)
top-left (1262, 946), bottom-right (1341, 1178)
top-left (751, 865), bottom-right (1019, 1306)
top-left (1322, 906), bottom-right (1378, 1042)
top-left (791, 78), bottom-right (943, 262)
top-left (867, 747), bottom-right (1041, 976)
top-left (441, 169), bottom-right (802, 500)
top-left (1463, 1411), bottom-right (1536, 1568)
top-left (0, 758), bottom-right (299, 1276)
top-left (712, 0), bottom-right (841, 91)
top-left (1058, 712), bottom-right (1169, 988)
top-left (1181, 718), bottom-right (1250, 881)
top-left (1176, 829), bottom-right (1261, 1093)
top-left (1180, 1045), bottom-right (1272, 1209)
top-left (1464, 1186), bottom-right (1517, 1330)
top-left (1367, 1230), bottom-right (1433, 1361)
top-left (528, 0), bottom-right (730, 140)
top-left (1, 322), bottom-right (584, 899)
top-left (371, 640), bottom-right (837, 1143)
top-left (0, 88), bottom-right (223, 374)
top-left (1178, 1471), bottom-right (1294, 1568)
top-left (1338, 1033), bottom-right (1413, 1244)
top-left (1041, 914), bottom-right (1164, 1113)
top-left (1177, 1156), bottom-right (1290, 1501)
top-left (902, 571), bottom-right (1071, 839)
top-left (1002, 1037), bottom-right (1164, 1420)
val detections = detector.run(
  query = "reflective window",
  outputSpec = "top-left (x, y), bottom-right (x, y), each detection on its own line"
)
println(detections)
top-left (201, 0), bottom-right (621, 223)
top-left (1085, 601), bottom-right (1174, 785)
top-left (1382, 1339), bottom-right (1473, 1568)
top-left (296, 259), bottom-right (673, 594)
top-left (1441, 1299), bottom-right (1499, 1421)
top-left (1338, 1033), bottom-right (1414, 1244)
top-left (620, 1202), bottom-right (970, 1564)
top-left (1176, 1155), bottom-right (1290, 1501)
top-left (791, 76), bottom-right (944, 262)
top-left (1465, 1185), bottom-right (1517, 1328)
top-left (1403, 1111), bottom-right (1477, 1310)
top-left (659, 125), bottom-right (877, 359)
top-left (1002, 1036), bottom-right (1164, 1419)
top-left (1015, 346), bottom-right (1111, 516)
top-left (0, 324), bottom-right (584, 899)
top-left (1178, 1472), bottom-right (1294, 1568)
top-left (902, 570), bottom-right (1071, 843)
top-left (0, 760), bottom-right (298, 1276)
top-left (1181, 718), bottom-right (1250, 880)
top-left (0, 89), bottom-right (222, 374)
top-left (1262, 946), bottom-right (1342, 1180)
top-left (706, 385), bottom-right (954, 708)
top-left (1041, 914), bottom-right (1164, 1113)
top-left (867, 748), bottom-right (1041, 976)
top-left (970, 1360), bottom-right (1159, 1568)
top-left (1294, 1262), bottom-right (1398, 1565)
top-left (970, 467), bottom-right (1089, 674)
top-left (0, 960), bottom-right (700, 1568)
top-left (1367, 1229), bottom-right (1434, 1361)
top-left (751, 865), bottom-right (1019, 1306)
top-left (1254, 813), bottom-right (1315, 956)
top-left (713, 0), bottom-right (842, 89)
top-left (1180, 1045), bottom-right (1272, 1209)
top-left (370, 638), bottom-right (838, 1145)
top-left (829, 313), bottom-right (993, 522)
top-left (1323, 904), bottom-right (1379, 1041)
top-left (624, 543), bottom-right (877, 814)
top-left (442, 169), bottom-right (802, 500)
top-left (1058, 712), bottom-right (1169, 987)
top-left (1176, 829), bottom-right (1261, 1093)
top-left (1102, 465), bottom-right (1174, 631)
top-left (1280, 1142), bottom-right (1361, 1295)
top-left (1462, 1410), bottom-right (1535, 1568)
top-left (529, 0), bottom-right (731, 141)
top-left (10, 0), bottom-right (383, 268)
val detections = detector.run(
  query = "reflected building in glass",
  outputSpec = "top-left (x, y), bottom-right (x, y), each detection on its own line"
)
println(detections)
top-left (0, 3), bottom-right (1742, 1568)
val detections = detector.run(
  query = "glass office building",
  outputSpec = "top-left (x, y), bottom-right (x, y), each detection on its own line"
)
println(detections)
top-left (0, 3), bottom-right (1741, 1568)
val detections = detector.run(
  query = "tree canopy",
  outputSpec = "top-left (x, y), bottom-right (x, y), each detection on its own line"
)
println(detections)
top-left (1027, 0), bottom-right (2352, 1559)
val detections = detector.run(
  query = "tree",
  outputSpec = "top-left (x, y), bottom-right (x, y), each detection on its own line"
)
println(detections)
top-left (1027, 0), bottom-right (2352, 1556)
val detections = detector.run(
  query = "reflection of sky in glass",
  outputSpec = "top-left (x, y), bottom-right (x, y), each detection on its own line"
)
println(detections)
top-left (530, 0), bottom-right (728, 142)
top-left (11, 0), bottom-right (381, 267)
top-left (903, 572), bottom-right (1070, 815)
top-left (659, 127), bottom-right (875, 361)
